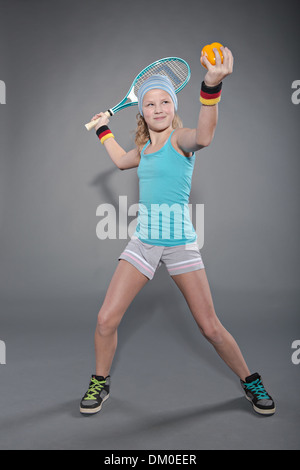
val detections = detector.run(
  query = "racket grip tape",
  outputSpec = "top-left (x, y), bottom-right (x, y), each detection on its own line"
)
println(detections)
top-left (84, 110), bottom-right (113, 131)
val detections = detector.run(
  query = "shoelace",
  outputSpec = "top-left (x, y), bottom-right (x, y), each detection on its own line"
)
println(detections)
top-left (244, 378), bottom-right (270, 400)
top-left (85, 377), bottom-right (105, 400)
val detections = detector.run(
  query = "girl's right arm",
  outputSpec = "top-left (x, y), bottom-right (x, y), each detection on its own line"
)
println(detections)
top-left (92, 113), bottom-right (140, 170)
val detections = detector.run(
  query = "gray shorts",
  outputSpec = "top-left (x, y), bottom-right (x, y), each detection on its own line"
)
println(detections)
top-left (118, 237), bottom-right (205, 280)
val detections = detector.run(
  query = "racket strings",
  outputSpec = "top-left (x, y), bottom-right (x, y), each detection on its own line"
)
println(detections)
top-left (133, 60), bottom-right (189, 97)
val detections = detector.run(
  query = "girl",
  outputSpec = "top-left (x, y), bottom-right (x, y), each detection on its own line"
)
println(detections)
top-left (80, 47), bottom-right (275, 416)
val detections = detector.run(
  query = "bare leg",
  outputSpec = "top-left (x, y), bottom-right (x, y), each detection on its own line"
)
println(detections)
top-left (95, 260), bottom-right (149, 377)
top-left (171, 269), bottom-right (251, 381)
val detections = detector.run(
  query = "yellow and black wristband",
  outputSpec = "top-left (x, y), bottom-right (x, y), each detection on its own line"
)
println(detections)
top-left (96, 125), bottom-right (115, 144)
top-left (200, 81), bottom-right (223, 105)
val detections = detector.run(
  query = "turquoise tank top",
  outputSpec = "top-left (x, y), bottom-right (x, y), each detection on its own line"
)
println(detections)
top-left (133, 130), bottom-right (197, 246)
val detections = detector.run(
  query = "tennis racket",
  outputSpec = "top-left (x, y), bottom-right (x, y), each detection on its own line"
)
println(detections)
top-left (85, 57), bottom-right (191, 131)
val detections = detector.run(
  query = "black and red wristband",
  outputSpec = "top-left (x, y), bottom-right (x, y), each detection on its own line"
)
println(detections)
top-left (200, 81), bottom-right (223, 105)
top-left (96, 125), bottom-right (115, 144)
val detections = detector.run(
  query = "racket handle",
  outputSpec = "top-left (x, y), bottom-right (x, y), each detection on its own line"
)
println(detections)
top-left (84, 110), bottom-right (112, 131)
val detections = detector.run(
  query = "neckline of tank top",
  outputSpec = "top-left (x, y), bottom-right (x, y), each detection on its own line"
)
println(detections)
top-left (143, 130), bottom-right (175, 156)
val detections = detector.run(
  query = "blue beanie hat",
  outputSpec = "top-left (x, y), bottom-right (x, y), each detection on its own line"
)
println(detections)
top-left (137, 74), bottom-right (178, 117)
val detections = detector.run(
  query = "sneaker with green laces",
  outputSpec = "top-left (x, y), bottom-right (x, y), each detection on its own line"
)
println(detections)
top-left (80, 375), bottom-right (110, 415)
top-left (240, 372), bottom-right (275, 416)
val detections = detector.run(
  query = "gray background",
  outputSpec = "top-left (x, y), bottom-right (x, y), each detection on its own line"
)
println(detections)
top-left (0, 0), bottom-right (299, 450)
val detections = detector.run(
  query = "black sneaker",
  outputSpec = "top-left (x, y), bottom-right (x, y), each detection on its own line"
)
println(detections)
top-left (240, 372), bottom-right (275, 416)
top-left (80, 375), bottom-right (110, 414)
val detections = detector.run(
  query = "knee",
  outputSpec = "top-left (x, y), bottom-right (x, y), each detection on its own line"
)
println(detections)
top-left (200, 319), bottom-right (224, 345)
top-left (96, 308), bottom-right (119, 336)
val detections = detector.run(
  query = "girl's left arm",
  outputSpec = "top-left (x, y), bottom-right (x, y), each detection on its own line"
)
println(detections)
top-left (176, 46), bottom-right (234, 153)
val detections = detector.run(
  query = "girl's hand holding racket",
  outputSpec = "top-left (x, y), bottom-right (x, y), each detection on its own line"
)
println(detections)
top-left (91, 112), bottom-right (110, 131)
top-left (201, 46), bottom-right (234, 87)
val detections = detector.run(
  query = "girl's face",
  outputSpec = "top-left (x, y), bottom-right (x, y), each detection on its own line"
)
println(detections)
top-left (142, 89), bottom-right (175, 131)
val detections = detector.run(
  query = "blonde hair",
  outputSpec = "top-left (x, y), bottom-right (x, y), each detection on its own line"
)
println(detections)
top-left (134, 113), bottom-right (183, 152)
